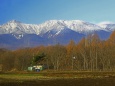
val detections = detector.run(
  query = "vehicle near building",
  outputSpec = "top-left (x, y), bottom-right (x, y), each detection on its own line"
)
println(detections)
top-left (28, 65), bottom-right (44, 72)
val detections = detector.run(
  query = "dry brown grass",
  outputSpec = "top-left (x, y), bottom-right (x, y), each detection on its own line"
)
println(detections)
top-left (0, 71), bottom-right (115, 86)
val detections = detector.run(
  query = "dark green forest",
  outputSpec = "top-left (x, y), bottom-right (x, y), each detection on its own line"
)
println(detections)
top-left (0, 31), bottom-right (115, 71)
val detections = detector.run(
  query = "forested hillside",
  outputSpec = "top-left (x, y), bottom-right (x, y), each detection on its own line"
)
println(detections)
top-left (0, 31), bottom-right (115, 71)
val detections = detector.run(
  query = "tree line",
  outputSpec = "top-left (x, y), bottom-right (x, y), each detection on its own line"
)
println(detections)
top-left (0, 31), bottom-right (115, 71)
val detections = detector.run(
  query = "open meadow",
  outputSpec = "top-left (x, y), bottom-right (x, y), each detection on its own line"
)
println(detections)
top-left (0, 71), bottom-right (115, 86)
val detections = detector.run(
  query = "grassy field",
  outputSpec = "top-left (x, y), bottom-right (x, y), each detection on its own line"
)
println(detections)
top-left (0, 71), bottom-right (115, 86)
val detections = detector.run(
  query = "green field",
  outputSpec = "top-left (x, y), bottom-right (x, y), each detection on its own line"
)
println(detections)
top-left (0, 71), bottom-right (115, 86)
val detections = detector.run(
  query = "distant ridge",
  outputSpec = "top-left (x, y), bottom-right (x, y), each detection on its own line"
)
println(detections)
top-left (0, 20), bottom-right (114, 49)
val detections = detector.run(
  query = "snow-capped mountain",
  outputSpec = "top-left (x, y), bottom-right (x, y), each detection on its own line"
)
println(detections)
top-left (0, 20), bottom-right (115, 49)
top-left (0, 20), bottom-right (106, 35)
top-left (98, 22), bottom-right (115, 31)
top-left (0, 20), bottom-right (39, 34)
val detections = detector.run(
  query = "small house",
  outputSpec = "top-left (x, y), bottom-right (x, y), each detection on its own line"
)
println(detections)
top-left (28, 66), bottom-right (33, 71)
top-left (28, 65), bottom-right (44, 72)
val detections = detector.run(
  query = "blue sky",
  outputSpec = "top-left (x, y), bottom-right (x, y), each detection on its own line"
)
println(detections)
top-left (0, 0), bottom-right (115, 24)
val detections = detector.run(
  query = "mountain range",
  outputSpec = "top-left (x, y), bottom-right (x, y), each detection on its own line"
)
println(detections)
top-left (0, 20), bottom-right (115, 49)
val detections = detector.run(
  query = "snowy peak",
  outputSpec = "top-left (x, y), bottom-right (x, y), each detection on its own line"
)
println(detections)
top-left (62, 20), bottom-right (102, 33)
top-left (37, 20), bottom-right (67, 34)
top-left (8, 20), bottom-right (21, 23)
top-left (98, 22), bottom-right (115, 31)
top-left (0, 20), bottom-right (38, 34)
top-left (1, 19), bottom-right (115, 37)
top-left (38, 20), bottom-right (102, 34)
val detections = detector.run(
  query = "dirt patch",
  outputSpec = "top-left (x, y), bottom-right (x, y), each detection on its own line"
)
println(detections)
top-left (0, 72), bottom-right (115, 86)
top-left (0, 78), bottom-right (115, 86)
